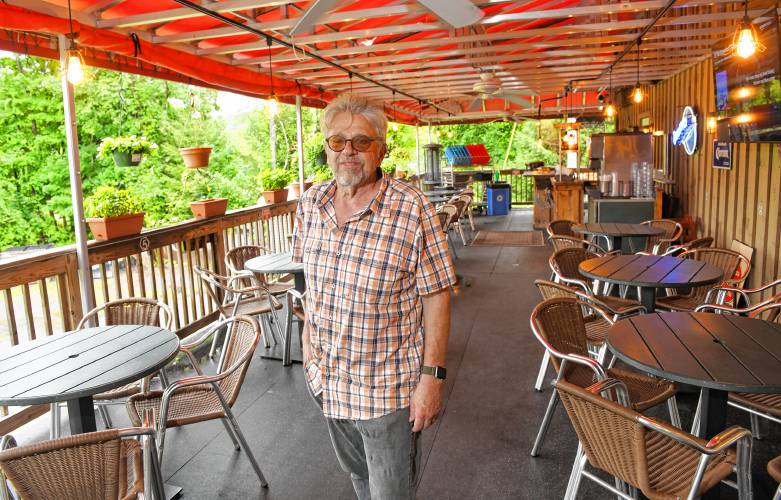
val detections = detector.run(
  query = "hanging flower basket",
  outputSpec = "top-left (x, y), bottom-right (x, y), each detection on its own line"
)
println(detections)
top-left (112, 151), bottom-right (142, 167)
top-left (190, 198), bottom-right (228, 219)
top-left (179, 147), bottom-right (213, 169)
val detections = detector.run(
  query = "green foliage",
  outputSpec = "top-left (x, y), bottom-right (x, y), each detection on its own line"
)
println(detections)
top-left (84, 186), bottom-right (142, 218)
top-left (258, 169), bottom-right (292, 191)
top-left (314, 169), bottom-right (333, 182)
top-left (96, 135), bottom-right (157, 158)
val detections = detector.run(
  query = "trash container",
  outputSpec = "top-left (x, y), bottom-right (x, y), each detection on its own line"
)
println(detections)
top-left (487, 182), bottom-right (511, 216)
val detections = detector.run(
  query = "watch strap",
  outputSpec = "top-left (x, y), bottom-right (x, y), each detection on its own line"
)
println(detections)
top-left (421, 365), bottom-right (447, 380)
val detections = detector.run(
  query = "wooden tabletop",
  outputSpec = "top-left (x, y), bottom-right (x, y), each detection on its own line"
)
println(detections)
top-left (579, 254), bottom-right (724, 288)
top-left (573, 222), bottom-right (665, 238)
top-left (0, 325), bottom-right (179, 406)
top-left (608, 312), bottom-right (781, 393)
top-left (245, 252), bottom-right (304, 275)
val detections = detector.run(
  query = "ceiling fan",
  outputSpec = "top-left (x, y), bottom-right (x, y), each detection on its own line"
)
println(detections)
top-left (289, 0), bottom-right (484, 36)
top-left (466, 73), bottom-right (533, 112)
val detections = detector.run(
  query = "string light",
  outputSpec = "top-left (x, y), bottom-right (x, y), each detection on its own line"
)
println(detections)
top-left (731, 1), bottom-right (765, 59)
top-left (604, 69), bottom-right (616, 118)
top-left (632, 41), bottom-right (644, 104)
top-left (64, 0), bottom-right (84, 85)
top-left (707, 116), bottom-right (718, 134)
top-left (266, 36), bottom-right (278, 116)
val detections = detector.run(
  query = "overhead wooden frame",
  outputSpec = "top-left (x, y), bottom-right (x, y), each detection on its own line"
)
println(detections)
top-left (1, 0), bottom-right (778, 125)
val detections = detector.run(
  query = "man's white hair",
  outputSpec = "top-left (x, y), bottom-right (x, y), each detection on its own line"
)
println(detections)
top-left (321, 93), bottom-right (388, 139)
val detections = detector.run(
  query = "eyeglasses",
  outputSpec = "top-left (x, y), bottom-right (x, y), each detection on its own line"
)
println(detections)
top-left (325, 135), bottom-right (378, 152)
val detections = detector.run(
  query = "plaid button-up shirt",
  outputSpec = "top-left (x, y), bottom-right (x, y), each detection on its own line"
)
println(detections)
top-left (292, 173), bottom-right (456, 420)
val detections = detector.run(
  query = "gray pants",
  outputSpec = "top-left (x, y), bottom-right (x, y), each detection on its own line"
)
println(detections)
top-left (311, 392), bottom-right (420, 499)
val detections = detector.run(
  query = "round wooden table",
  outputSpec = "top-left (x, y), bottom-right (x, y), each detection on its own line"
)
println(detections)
top-left (245, 251), bottom-right (305, 292)
top-left (573, 222), bottom-right (665, 252)
top-left (0, 325), bottom-right (179, 434)
top-left (608, 312), bottom-right (781, 442)
top-left (579, 254), bottom-right (723, 312)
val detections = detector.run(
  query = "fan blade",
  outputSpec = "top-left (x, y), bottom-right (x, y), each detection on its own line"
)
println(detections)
top-left (501, 94), bottom-right (533, 109)
top-left (418, 0), bottom-right (484, 28)
top-left (468, 98), bottom-right (482, 112)
top-left (290, 0), bottom-right (341, 36)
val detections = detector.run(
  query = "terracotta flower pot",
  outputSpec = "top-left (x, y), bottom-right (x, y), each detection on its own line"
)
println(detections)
top-left (190, 198), bottom-right (228, 219)
top-left (262, 189), bottom-right (288, 205)
top-left (86, 212), bottom-right (145, 241)
top-left (179, 147), bottom-right (213, 169)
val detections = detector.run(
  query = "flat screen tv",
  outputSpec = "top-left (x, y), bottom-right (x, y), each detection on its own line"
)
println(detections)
top-left (712, 13), bottom-right (781, 142)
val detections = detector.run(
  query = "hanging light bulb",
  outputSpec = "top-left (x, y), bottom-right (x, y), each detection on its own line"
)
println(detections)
top-left (63, 1), bottom-right (85, 86)
top-left (707, 116), bottom-right (718, 134)
top-left (392, 123), bottom-right (399, 132)
top-left (731, 2), bottom-right (765, 59)
top-left (267, 96), bottom-right (278, 116)
top-left (631, 42), bottom-right (644, 104)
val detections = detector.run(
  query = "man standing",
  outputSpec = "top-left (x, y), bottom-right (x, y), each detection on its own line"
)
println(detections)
top-left (292, 94), bottom-right (456, 499)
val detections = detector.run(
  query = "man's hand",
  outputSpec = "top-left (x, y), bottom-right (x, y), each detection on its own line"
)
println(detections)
top-left (301, 320), bottom-right (312, 365)
top-left (409, 376), bottom-right (444, 432)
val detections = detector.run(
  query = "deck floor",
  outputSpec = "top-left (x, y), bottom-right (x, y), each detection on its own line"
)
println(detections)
top-left (11, 208), bottom-right (780, 499)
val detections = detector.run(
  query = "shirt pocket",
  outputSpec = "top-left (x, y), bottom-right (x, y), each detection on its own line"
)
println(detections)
top-left (352, 246), bottom-right (409, 306)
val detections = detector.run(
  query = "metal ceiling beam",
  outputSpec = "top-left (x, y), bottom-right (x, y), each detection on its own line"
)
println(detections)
top-left (170, 0), bottom-right (453, 116)
top-left (97, 0), bottom-right (290, 28)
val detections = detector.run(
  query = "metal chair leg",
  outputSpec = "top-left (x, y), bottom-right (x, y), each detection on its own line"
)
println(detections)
top-left (690, 389), bottom-right (704, 436)
top-left (667, 396), bottom-right (682, 428)
top-left (564, 445), bottom-right (588, 500)
top-left (49, 403), bottom-right (61, 439)
top-left (531, 389), bottom-right (559, 456)
top-left (208, 327), bottom-right (223, 358)
top-left (534, 351), bottom-right (550, 391)
top-left (221, 418), bottom-right (241, 450)
top-left (97, 404), bottom-right (113, 429)
top-left (221, 404), bottom-right (268, 487)
top-left (749, 412), bottom-right (762, 440)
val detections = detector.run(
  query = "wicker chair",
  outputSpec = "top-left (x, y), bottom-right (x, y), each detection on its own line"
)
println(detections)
top-left (126, 316), bottom-right (268, 489)
top-left (656, 248), bottom-right (751, 312)
top-left (0, 426), bottom-right (164, 500)
top-left (546, 219), bottom-right (576, 238)
top-left (529, 297), bottom-right (679, 457)
top-left (657, 236), bottom-right (714, 257)
top-left (769, 454), bottom-right (781, 500)
top-left (549, 247), bottom-right (646, 315)
top-left (224, 245), bottom-right (294, 296)
top-left (447, 198), bottom-right (470, 245)
top-left (693, 301), bottom-right (781, 440)
top-left (48, 298), bottom-right (174, 438)
top-left (555, 378), bottom-right (752, 500)
top-left (195, 265), bottom-right (283, 357)
top-left (549, 235), bottom-right (610, 255)
top-left (451, 193), bottom-right (476, 234)
top-left (531, 280), bottom-right (645, 391)
top-left (630, 219), bottom-right (683, 254)
top-left (437, 203), bottom-right (460, 259)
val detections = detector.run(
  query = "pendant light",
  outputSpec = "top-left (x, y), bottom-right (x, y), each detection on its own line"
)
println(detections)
top-left (731, 1), bottom-right (765, 59)
top-left (604, 69), bottom-right (616, 118)
top-left (266, 36), bottom-right (278, 116)
top-left (536, 104), bottom-right (543, 147)
top-left (64, 0), bottom-right (85, 85)
top-left (631, 42), bottom-right (644, 104)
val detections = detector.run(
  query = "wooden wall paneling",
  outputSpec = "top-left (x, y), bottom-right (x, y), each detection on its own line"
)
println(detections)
top-left (735, 142), bottom-right (749, 244)
top-left (754, 145), bottom-right (772, 289)
top-left (770, 147), bottom-right (781, 291)
top-left (744, 144), bottom-right (758, 252)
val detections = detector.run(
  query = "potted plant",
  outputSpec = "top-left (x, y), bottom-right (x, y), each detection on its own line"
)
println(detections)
top-left (182, 169), bottom-right (228, 219)
top-left (258, 169), bottom-right (292, 204)
top-left (84, 186), bottom-right (144, 240)
top-left (97, 136), bottom-right (158, 167)
top-left (179, 146), bottom-right (213, 169)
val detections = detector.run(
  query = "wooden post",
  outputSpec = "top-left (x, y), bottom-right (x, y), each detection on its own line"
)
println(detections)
top-left (296, 95), bottom-right (306, 192)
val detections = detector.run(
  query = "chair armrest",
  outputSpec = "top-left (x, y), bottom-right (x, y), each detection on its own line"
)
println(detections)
top-left (586, 378), bottom-right (631, 407)
top-left (694, 300), bottom-right (773, 315)
top-left (558, 277), bottom-right (592, 295)
top-left (638, 416), bottom-right (751, 455)
top-left (578, 292), bottom-right (646, 318)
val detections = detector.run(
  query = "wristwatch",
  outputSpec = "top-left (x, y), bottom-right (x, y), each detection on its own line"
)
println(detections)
top-left (421, 365), bottom-right (447, 380)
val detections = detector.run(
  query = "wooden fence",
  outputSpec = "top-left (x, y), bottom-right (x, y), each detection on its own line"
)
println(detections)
top-left (0, 200), bottom-right (297, 432)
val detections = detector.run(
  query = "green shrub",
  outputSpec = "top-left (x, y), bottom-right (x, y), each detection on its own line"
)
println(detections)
top-left (314, 170), bottom-right (333, 182)
top-left (96, 136), bottom-right (158, 158)
top-left (257, 169), bottom-right (292, 191)
top-left (85, 186), bottom-right (143, 218)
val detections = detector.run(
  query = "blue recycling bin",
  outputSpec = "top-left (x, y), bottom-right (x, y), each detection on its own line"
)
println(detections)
top-left (487, 182), bottom-right (510, 216)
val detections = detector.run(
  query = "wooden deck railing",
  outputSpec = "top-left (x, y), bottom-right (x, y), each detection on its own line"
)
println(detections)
top-left (0, 200), bottom-right (297, 431)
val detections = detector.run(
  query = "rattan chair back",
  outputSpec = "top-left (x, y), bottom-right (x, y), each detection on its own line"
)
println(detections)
top-left (535, 279), bottom-right (578, 301)
top-left (77, 297), bottom-right (173, 330)
top-left (555, 379), bottom-right (652, 492)
top-left (681, 248), bottom-right (750, 302)
top-left (550, 247), bottom-right (599, 284)
top-left (0, 429), bottom-right (149, 500)
top-left (530, 298), bottom-right (594, 386)
top-left (194, 266), bottom-right (229, 309)
top-left (547, 219), bottom-right (576, 238)
top-left (436, 211), bottom-right (450, 233)
top-left (641, 219), bottom-right (683, 254)
top-left (217, 317), bottom-right (261, 406)
top-left (549, 236), bottom-right (585, 252)
top-left (225, 245), bottom-right (266, 275)
top-left (438, 204), bottom-right (460, 229)
top-left (449, 198), bottom-right (467, 218)
top-left (686, 237), bottom-right (714, 251)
